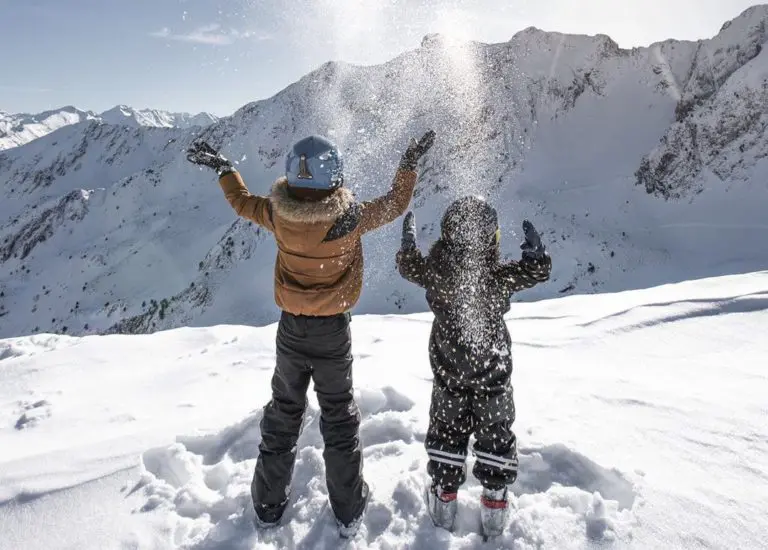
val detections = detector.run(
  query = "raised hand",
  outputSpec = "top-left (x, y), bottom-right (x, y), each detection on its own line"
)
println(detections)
top-left (186, 140), bottom-right (234, 175)
top-left (400, 130), bottom-right (436, 170)
top-left (520, 220), bottom-right (546, 261)
top-left (402, 211), bottom-right (417, 250)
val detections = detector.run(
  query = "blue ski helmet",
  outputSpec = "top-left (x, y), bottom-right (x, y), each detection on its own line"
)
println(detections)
top-left (285, 135), bottom-right (344, 190)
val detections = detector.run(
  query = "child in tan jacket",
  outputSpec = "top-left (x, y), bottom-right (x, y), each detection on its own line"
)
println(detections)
top-left (186, 131), bottom-right (434, 538)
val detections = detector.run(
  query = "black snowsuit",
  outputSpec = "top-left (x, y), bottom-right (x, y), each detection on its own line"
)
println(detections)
top-left (397, 240), bottom-right (551, 490)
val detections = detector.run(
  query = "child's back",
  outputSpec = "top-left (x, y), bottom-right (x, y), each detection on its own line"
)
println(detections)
top-left (187, 131), bottom-right (436, 538)
top-left (420, 237), bottom-right (517, 391)
top-left (396, 195), bottom-right (551, 537)
top-left (398, 196), bottom-right (551, 392)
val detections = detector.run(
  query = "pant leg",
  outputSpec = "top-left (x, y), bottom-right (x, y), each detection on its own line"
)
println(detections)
top-left (471, 384), bottom-right (518, 490)
top-left (252, 313), bottom-right (312, 521)
top-left (425, 380), bottom-right (474, 491)
top-left (305, 313), bottom-right (365, 526)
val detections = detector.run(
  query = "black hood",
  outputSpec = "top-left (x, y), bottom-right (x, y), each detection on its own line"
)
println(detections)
top-left (440, 196), bottom-right (499, 252)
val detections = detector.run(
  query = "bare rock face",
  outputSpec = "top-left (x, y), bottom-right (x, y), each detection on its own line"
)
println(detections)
top-left (1, 190), bottom-right (91, 262)
top-left (638, 6), bottom-right (768, 199)
top-left (637, 81), bottom-right (768, 198)
top-left (105, 218), bottom-right (267, 334)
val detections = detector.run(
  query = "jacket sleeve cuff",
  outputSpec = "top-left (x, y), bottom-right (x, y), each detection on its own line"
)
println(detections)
top-left (398, 157), bottom-right (417, 171)
top-left (217, 165), bottom-right (237, 177)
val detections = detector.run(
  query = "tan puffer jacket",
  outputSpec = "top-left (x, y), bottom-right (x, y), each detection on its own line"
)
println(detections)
top-left (219, 169), bottom-right (417, 316)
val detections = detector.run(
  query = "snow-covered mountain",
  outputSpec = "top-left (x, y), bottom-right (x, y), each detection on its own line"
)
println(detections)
top-left (98, 105), bottom-right (219, 130)
top-left (1, 271), bottom-right (766, 549)
top-left (1, 5), bottom-right (767, 339)
top-left (0, 106), bottom-right (218, 151)
top-left (0, 106), bottom-right (97, 151)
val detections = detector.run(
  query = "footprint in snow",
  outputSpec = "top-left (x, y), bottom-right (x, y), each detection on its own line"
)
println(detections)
top-left (132, 386), bottom-right (639, 549)
top-left (14, 399), bottom-right (52, 430)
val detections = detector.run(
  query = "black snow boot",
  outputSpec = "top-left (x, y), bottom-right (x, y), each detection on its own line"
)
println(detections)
top-left (253, 498), bottom-right (288, 530)
top-left (336, 480), bottom-right (371, 539)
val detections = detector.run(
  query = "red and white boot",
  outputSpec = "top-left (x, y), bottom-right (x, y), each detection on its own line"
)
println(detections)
top-left (480, 486), bottom-right (509, 538)
top-left (426, 484), bottom-right (458, 531)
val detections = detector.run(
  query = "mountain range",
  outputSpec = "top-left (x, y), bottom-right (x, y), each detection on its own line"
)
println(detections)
top-left (0, 105), bottom-right (218, 151)
top-left (0, 4), bottom-right (766, 339)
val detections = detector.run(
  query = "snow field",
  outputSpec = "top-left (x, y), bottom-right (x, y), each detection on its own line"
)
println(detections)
top-left (2, 271), bottom-right (766, 549)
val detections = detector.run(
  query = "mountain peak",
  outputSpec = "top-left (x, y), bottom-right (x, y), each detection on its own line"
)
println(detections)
top-left (0, 107), bottom-right (97, 150)
top-left (716, 5), bottom-right (768, 36)
top-left (1, 105), bottom-right (217, 151)
top-left (721, 3), bottom-right (768, 32)
top-left (99, 105), bottom-right (141, 121)
top-left (60, 105), bottom-right (83, 113)
top-left (97, 105), bottom-right (217, 129)
top-left (420, 33), bottom-right (443, 48)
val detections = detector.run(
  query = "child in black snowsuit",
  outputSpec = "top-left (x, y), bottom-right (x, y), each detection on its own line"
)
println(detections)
top-left (396, 196), bottom-right (551, 536)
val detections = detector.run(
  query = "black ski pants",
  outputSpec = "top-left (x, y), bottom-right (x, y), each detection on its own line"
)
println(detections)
top-left (251, 311), bottom-right (365, 525)
top-left (425, 378), bottom-right (518, 491)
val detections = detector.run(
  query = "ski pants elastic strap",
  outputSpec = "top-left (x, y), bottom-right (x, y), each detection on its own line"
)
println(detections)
top-left (425, 381), bottom-right (518, 490)
top-left (427, 448), bottom-right (467, 468)
top-left (251, 311), bottom-right (365, 526)
top-left (473, 449), bottom-right (519, 472)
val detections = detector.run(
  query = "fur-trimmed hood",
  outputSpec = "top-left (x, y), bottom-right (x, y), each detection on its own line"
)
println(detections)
top-left (270, 177), bottom-right (355, 224)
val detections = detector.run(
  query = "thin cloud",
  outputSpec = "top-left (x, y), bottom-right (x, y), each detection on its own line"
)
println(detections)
top-left (150, 24), bottom-right (272, 46)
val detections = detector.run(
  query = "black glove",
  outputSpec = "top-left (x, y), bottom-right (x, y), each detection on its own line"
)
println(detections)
top-left (520, 220), bottom-right (546, 261)
top-left (399, 130), bottom-right (436, 170)
top-left (402, 211), bottom-right (417, 250)
top-left (186, 141), bottom-right (234, 175)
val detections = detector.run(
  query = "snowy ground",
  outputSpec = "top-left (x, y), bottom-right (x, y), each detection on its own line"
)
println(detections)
top-left (1, 271), bottom-right (766, 550)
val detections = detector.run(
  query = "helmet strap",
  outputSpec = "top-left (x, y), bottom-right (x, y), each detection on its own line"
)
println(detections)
top-left (297, 154), bottom-right (313, 180)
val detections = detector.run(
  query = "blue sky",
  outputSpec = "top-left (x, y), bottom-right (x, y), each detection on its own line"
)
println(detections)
top-left (0, 0), bottom-right (758, 117)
